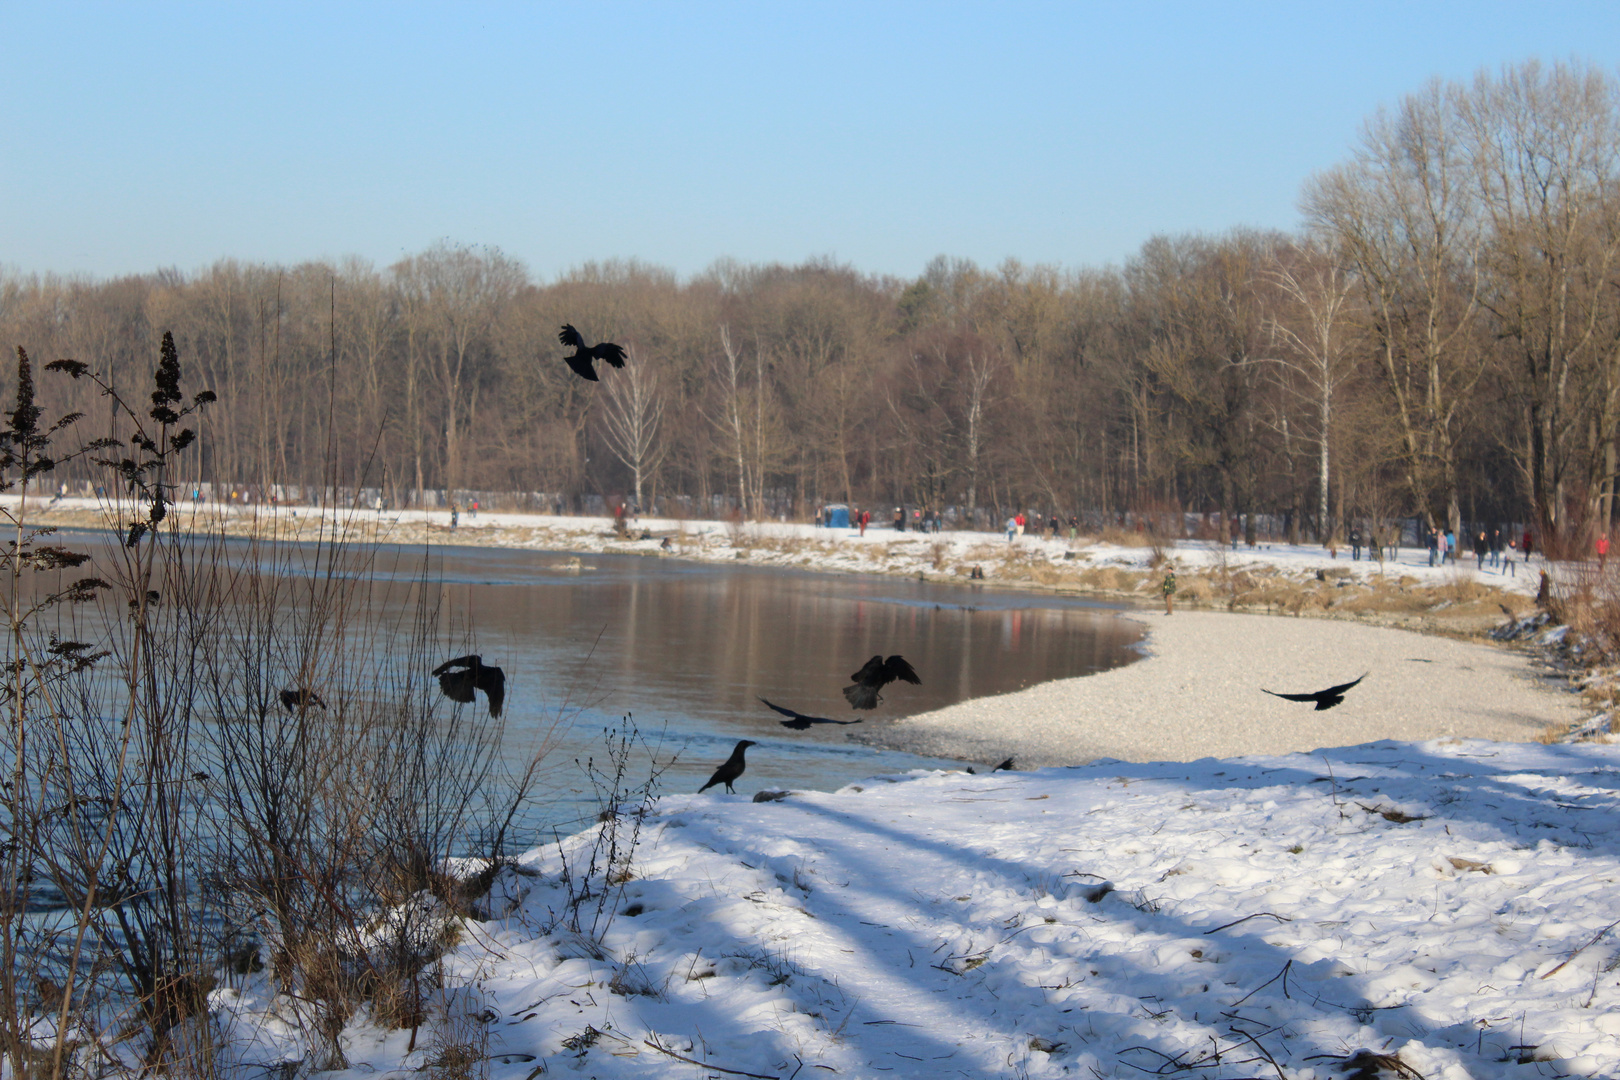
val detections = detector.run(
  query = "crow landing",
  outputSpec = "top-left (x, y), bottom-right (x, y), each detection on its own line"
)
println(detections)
top-left (843, 654), bottom-right (921, 710)
top-left (698, 740), bottom-right (756, 794)
top-left (558, 324), bottom-right (628, 382)
top-left (759, 697), bottom-right (862, 730)
top-left (1261, 673), bottom-right (1367, 711)
top-left (433, 654), bottom-right (506, 718)
top-left (279, 688), bottom-right (326, 712)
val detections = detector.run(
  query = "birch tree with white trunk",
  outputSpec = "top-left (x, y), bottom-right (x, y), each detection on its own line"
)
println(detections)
top-left (599, 348), bottom-right (665, 510)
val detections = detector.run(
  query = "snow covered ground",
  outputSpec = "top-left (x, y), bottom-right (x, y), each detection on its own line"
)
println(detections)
top-left (214, 738), bottom-right (1620, 1079)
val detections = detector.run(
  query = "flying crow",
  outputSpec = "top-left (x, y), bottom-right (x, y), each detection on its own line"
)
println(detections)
top-left (279, 688), bottom-right (326, 712)
top-left (698, 740), bottom-right (756, 794)
top-left (1261, 672), bottom-right (1367, 711)
top-left (433, 654), bottom-right (506, 718)
top-left (843, 654), bottom-right (921, 710)
top-left (558, 324), bottom-right (628, 382)
top-left (759, 697), bottom-right (862, 730)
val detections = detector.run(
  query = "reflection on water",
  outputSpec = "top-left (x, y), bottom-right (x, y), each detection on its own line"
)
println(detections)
top-left (401, 544), bottom-right (1145, 833)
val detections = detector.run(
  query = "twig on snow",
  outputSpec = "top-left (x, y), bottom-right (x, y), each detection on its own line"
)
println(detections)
top-left (1541, 917), bottom-right (1620, 980)
top-left (642, 1034), bottom-right (779, 1079)
top-left (1203, 912), bottom-right (1292, 935)
top-left (1228, 960), bottom-right (1292, 1007)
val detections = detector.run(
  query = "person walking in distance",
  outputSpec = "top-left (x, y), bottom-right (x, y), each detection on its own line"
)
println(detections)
top-left (1599, 533), bottom-right (1611, 571)
top-left (1161, 568), bottom-right (1177, 615)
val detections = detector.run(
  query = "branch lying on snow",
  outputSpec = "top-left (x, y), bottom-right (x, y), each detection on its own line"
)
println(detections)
top-left (1541, 917), bottom-right (1620, 980)
top-left (1229, 959), bottom-right (1293, 1007)
top-left (642, 1034), bottom-right (779, 1079)
top-left (1203, 911), bottom-right (1292, 935)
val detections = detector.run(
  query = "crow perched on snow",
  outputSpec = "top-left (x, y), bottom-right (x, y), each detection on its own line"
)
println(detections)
top-left (558, 324), bottom-right (628, 382)
top-left (842, 654), bottom-right (921, 710)
top-left (279, 688), bottom-right (326, 712)
top-left (759, 697), bottom-right (862, 730)
top-left (433, 654), bottom-right (506, 718)
top-left (1261, 673), bottom-right (1367, 711)
top-left (698, 740), bottom-right (756, 794)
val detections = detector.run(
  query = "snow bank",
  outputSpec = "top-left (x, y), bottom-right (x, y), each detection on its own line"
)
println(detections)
top-left (360, 739), bottom-right (1620, 1078)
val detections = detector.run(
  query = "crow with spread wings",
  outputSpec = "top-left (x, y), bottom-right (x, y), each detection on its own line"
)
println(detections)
top-left (558, 324), bottom-right (627, 382)
top-left (1261, 673), bottom-right (1367, 711)
top-left (842, 654), bottom-right (921, 710)
top-left (433, 654), bottom-right (506, 718)
top-left (759, 697), bottom-right (862, 730)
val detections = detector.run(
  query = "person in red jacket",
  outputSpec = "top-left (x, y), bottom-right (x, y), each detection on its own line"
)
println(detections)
top-left (1598, 533), bottom-right (1610, 571)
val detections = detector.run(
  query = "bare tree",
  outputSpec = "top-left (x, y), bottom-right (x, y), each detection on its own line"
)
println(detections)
top-left (1261, 241), bottom-right (1360, 540)
top-left (1457, 59), bottom-right (1620, 545)
top-left (599, 349), bottom-right (666, 509)
top-left (1303, 80), bottom-right (1484, 534)
top-left (961, 350), bottom-right (1000, 517)
top-left (393, 243), bottom-right (525, 501)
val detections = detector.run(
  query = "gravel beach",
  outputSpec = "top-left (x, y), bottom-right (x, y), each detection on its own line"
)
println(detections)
top-left (859, 609), bottom-right (1581, 767)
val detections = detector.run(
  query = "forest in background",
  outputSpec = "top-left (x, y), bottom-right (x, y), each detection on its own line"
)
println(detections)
top-left (6, 60), bottom-right (1620, 554)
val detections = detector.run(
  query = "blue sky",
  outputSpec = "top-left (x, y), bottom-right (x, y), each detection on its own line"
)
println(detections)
top-left (5, 2), bottom-right (1619, 282)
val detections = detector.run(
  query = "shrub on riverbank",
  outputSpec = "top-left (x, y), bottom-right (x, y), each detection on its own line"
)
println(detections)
top-left (0, 340), bottom-right (561, 1080)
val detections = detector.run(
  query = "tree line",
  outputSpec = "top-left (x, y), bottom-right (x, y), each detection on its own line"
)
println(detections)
top-left (5, 59), bottom-right (1620, 553)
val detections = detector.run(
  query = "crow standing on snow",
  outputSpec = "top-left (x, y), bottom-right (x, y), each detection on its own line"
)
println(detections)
top-left (1261, 672), bottom-right (1367, 711)
top-left (842, 654), bottom-right (921, 710)
top-left (698, 740), bottom-right (756, 794)
top-left (558, 324), bottom-right (628, 382)
top-left (433, 654), bottom-right (506, 718)
top-left (759, 697), bottom-right (862, 730)
top-left (279, 688), bottom-right (326, 712)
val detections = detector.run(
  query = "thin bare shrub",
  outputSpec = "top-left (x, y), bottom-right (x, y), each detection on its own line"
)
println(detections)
top-left (549, 715), bottom-right (675, 945)
top-left (0, 333), bottom-right (564, 1079)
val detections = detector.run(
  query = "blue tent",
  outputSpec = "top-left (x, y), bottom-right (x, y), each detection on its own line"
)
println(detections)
top-left (822, 504), bottom-right (851, 528)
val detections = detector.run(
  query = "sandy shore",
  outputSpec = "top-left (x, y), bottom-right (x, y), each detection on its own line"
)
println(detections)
top-left (858, 608), bottom-right (1581, 767)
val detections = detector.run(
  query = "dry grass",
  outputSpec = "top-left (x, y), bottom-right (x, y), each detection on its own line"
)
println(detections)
top-left (1090, 526), bottom-right (1161, 548)
top-left (1076, 566), bottom-right (1139, 592)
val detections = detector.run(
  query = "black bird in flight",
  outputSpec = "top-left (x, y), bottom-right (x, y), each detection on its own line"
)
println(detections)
top-left (279, 688), bottom-right (326, 712)
top-left (558, 324), bottom-right (628, 382)
top-left (698, 740), bottom-right (756, 794)
top-left (1261, 672), bottom-right (1367, 711)
top-left (433, 654), bottom-right (506, 718)
top-left (759, 697), bottom-right (862, 730)
top-left (843, 654), bottom-right (921, 710)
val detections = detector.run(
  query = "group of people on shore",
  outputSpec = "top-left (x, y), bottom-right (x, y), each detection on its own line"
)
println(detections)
top-left (1004, 512), bottom-right (1081, 543)
top-left (1411, 525), bottom-right (1528, 575)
